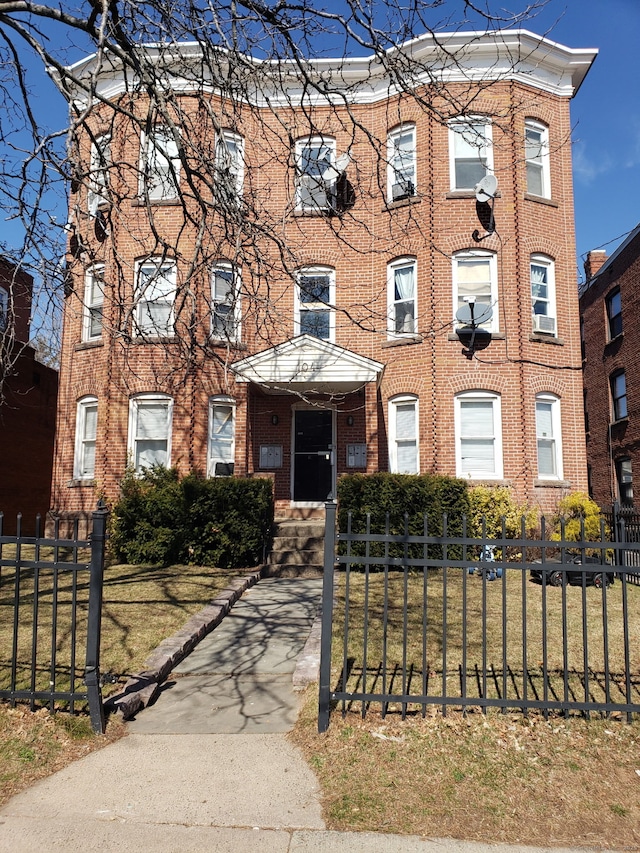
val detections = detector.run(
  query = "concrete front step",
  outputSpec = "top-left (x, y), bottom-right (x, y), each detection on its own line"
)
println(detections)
top-left (267, 521), bottom-right (326, 577)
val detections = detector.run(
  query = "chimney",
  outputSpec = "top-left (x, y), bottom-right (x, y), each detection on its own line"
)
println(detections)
top-left (584, 249), bottom-right (608, 282)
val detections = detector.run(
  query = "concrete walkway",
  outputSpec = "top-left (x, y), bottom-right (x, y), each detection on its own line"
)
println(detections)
top-left (0, 578), bottom-right (621, 852)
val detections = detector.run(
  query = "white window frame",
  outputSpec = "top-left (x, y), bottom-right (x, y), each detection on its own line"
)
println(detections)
top-left (611, 370), bottom-right (628, 422)
top-left (82, 264), bottom-right (105, 342)
top-left (455, 391), bottom-right (503, 480)
top-left (387, 257), bottom-right (417, 337)
top-left (211, 262), bottom-right (241, 342)
top-left (452, 250), bottom-right (498, 333)
top-left (530, 254), bottom-right (557, 336)
top-left (387, 124), bottom-right (416, 202)
top-left (208, 396), bottom-right (236, 477)
top-left (535, 393), bottom-right (563, 480)
top-left (606, 288), bottom-right (623, 340)
top-left (0, 286), bottom-right (7, 331)
top-left (73, 396), bottom-right (98, 480)
top-left (295, 266), bottom-right (335, 342)
top-left (134, 258), bottom-right (177, 338)
top-left (140, 127), bottom-right (180, 201)
top-left (525, 119), bottom-right (550, 198)
top-left (88, 133), bottom-right (111, 214)
top-left (449, 117), bottom-right (493, 191)
top-left (216, 130), bottom-right (244, 198)
top-left (388, 395), bottom-right (419, 474)
top-left (128, 394), bottom-right (173, 474)
top-left (295, 136), bottom-right (336, 212)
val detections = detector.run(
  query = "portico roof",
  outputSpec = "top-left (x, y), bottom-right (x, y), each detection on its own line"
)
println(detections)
top-left (231, 335), bottom-right (385, 395)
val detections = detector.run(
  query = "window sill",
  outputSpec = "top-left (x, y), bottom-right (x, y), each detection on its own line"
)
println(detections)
top-left (67, 479), bottom-right (96, 488)
top-left (611, 417), bottom-right (629, 427)
top-left (293, 208), bottom-right (337, 218)
top-left (446, 190), bottom-right (502, 200)
top-left (384, 195), bottom-right (422, 211)
top-left (448, 331), bottom-right (504, 341)
top-left (382, 334), bottom-right (422, 348)
top-left (209, 338), bottom-right (247, 351)
top-left (529, 333), bottom-right (565, 346)
top-left (524, 193), bottom-right (559, 208)
top-left (131, 197), bottom-right (180, 207)
top-left (605, 332), bottom-right (624, 347)
top-left (74, 339), bottom-right (104, 351)
top-left (534, 479), bottom-right (570, 488)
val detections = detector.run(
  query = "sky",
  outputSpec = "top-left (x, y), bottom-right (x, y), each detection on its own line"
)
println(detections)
top-left (3, 0), bottom-right (639, 285)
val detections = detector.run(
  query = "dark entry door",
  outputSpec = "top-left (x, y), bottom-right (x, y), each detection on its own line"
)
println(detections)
top-left (293, 410), bottom-right (333, 501)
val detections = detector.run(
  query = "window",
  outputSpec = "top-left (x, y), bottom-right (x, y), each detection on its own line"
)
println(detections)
top-left (530, 255), bottom-right (557, 336)
top-left (525, 119), bottom-right (550, 197)
top-left (295, 267), bottom-right (335, 341)
top-left (208, 397), bottom-right (235, 476)
top-left (82, 265), bottom-right (105, 341)
top-left (611, 370), bottom-right (628, 421)
top-left (140, 127), bottom-right (180, 201)
top-left (616, 458), bottom-right (634, 505)
top-left (535, 393), bottom-right (563, 480)
top-left (128, 394), bottom-right (173, 473)
top-left (0, 286), bottom-right (7, 331)
top-left (216, 130), bottom-right (244, 198)
top-left (74, 397), bottom-right (98, 480)
top-left (88, 133), bottom-right (111, 214)
top-left (295, 136), bottom-right (336, 211)
top-left (211, 263), bottom-right (240, 341)
top-left (387, 124), bottom-right (416, 201)
top-left (388, 257), bottom-right (417, 336)
top-left (455, 391), bottom-right (503, 479)
top-left (449, 118), bottom-right (492, 191)
top-left (453, 251), bottom-right (498, 332)
top-left (389, 395), bottom-right (419, 474)
top-left (135, 259), bottom-right (176, 337)
top-left (606, 288), bottom-right (622, 340)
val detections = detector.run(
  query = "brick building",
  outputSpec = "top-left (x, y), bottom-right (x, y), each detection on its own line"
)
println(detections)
top-left (0, 258), bottom-right (58, 532)
top-left (580, 224), bottom-right (640, 510)
top-left (50, 30), bottom-right (595, 532)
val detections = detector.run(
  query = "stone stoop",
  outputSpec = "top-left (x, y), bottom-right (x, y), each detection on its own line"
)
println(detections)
top-left (266, 520), bottom-right (325, 577)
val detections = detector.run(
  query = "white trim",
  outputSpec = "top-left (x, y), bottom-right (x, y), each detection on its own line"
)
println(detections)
top-left (448, 116), bottom-right (493, 192)
top-left (211, 262), bottom-right (241, 342)
top-left (535, 393), bottom-right (563, 480)
top-left (530, 253), bottom-right (557, 336)
top-left (388, 394), bottom-right (419, 474)
top-left (216, 129), bottom-right (244, 197)
top-left (387, 257), bottom-right (417, 338)
top-left (134, 257), bottom-right (177, 337)
top-left (73, 396), bottom-right (98, 480)
top-left (88, 133), bottom-right (111, 214)
top-left (387, 123), bottom-right (416, 202)
top-left (139, 126), bottom-right (181, 201)
top-left (455, 390), bottom-right (503, 479)
top-left (207, 395), bottom-right (236, 476)
top-left (452, 250), bottom-right (498, 333)
top-left (524, 119), bottom-right (550, 198)
top-left (127, 393), bottom-right (173, 473)
top-left (295, 136), bottom-right (336, 212)
top-left (82, 264), bottom-right (105, 342)
top-left (294, 266), bottom-right (335, 343)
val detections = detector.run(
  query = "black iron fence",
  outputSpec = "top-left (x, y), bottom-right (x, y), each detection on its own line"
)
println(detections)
top-left (606, 504), bottom-right (640, 582)
top-left (0, 502), bottom-right (108, 733)
top-left (318, 502), bottom-right (640, 731)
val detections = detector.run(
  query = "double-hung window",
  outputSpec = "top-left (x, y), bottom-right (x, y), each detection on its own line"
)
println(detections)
top-left (387, 124), bottom-right (416, 202)
top-left (296, 267), bottom-right (334, 341)
top-left (388, 257), bottom-right (417, 336)
top-left (455, 391), bottom-right (503, 479)
top-left (453, 251), bottom-right (497, 332)
top-left (295, 136), bottom-right (336, 212)
top-left (216, 130), bottom-right (244, 199)
top-left (524, 119), bottom-right (550, 198)
top-left (208, 396), bottom-right (235, 477)
top-left (135, 259), bottom-right (176, 337)
top-left (535, 393), bottom-right (563, 480)
top-left (616, 458), bottom-right (634, 505)
top-left (74, 396), bottom-right (98, 480)
top-left (88, 133), bottom-right (111, 214)
top-left (611, 370), bottom-right (628, 421)
top-left (211, 263), bottom-right (240, 341)
top-left (389, 395), bottom-right (419, 474)
top-left (82, 265), bottom-right (105, 342)
top-left (530, 255), bottom-right (557, 336)
top-left (128, 394), bottom-right (173, 473)
top-left (606, 288), bottom-right (622, 340)
top-left (141, 127), bottom-right (180, 201)
top-left (449, 118), bottom-right (492, 191)
top-left (0, 286), bottom-right (7, 331)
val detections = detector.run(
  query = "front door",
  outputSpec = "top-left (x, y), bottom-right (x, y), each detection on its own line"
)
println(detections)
top-left (293, 409), bottom-right (334, 502)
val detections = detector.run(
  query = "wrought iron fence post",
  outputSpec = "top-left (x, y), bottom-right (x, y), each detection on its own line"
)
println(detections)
top-left (318, 500), bottom-right (337, 733)
top-left (85, 500), bottom-right (108, 734)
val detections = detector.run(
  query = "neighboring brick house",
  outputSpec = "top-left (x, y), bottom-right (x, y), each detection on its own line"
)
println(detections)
top-left (50, 30), bottom-right (595, 533)
top-left (580, 224), bottom-right (640, 511)
top-left (0, 258), bottom-right (58, 532)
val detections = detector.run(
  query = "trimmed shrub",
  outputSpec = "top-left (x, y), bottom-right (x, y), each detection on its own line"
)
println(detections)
top-left (468, 485), bottom-right (537, 539)
top-left (550, 491), bottom-right (609, 544)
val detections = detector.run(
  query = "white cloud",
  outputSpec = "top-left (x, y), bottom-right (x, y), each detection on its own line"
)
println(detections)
top-left (572, 140), bottom-right (613, 185)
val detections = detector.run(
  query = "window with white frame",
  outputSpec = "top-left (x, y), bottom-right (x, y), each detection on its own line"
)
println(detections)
top-left (530, 254), bottom-right (557, 336)
top-left (525, 119), bottom-right (550, 198)
top-left (389, 395), bottom-right (419, 474)
top-left (455, 391), bottom-right (503, 479)
top-left (128, 394), bottom-right (173, 473)
top-left (140, 127), bottom-right (180, 201)
top-left (387, 124), bottom-right (416, 202)
top-left (295, 267), bottom-right (335, 341)
top-left (135, 258), bottom-right (176, 337)
top-left (535, 393), bottom-right (563, 480)
top-left (388, 257), bottom-right (417, 336)
top-left (208, 396), bottom-right (235, 477)
top-left (82, 265), bottom-right (105, 342)
top-left (616, 457), bottom-right (634, 506)
top-left (606, 288), bottom-right (622, 340)
top-left (453, 251), bottom-right (497, 332)
top-left (0, 286), bottom-right (7, 331)
top-left (449, 118), bottom-right (493, 191)
top-left (74, 396), bottom-right (98, 480)
top-left (215, 130), bottom-right (244, 198)
top-left (211, 262), bottom-right (240, 341)
top-left (295, 136), bottom-right (336, 212)
top-left (611, 370), bottom-right (628, 421)
top-left (88, 133), bottom-right (111, 214)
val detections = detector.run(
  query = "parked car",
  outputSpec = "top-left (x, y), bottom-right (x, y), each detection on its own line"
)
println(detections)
top-left (530, 556), bottom-right (615, 588)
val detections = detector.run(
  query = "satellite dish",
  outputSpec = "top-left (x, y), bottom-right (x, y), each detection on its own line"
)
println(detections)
top-left (321, 152), bottom-right (351, 182)
top-left (475, 174), bottom-right (498, 203)
top-left (335, 152), bottom-right (351, 173)
top-left (456, 302), bottom-right (493, 326)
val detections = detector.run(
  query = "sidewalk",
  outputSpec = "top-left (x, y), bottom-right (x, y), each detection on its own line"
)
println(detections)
top-left (0, 578), bottom-right (619, 852)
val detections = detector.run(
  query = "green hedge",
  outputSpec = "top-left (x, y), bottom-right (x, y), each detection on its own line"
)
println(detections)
top-left (109, 467), bottom-right (273, 568)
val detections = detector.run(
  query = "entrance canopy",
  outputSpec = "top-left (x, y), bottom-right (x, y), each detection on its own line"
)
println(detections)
top-left (232, 335), bottom-right (384, 395)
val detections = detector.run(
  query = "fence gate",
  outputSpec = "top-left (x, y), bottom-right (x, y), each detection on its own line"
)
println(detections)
top-left (0, 502), bottom-right (108, 733)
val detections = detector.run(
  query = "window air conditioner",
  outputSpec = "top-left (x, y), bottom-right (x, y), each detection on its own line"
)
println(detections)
top-left (532, 314), bottom-right (556, 335)
top-left (392, 180), bottom-right (414, 201)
